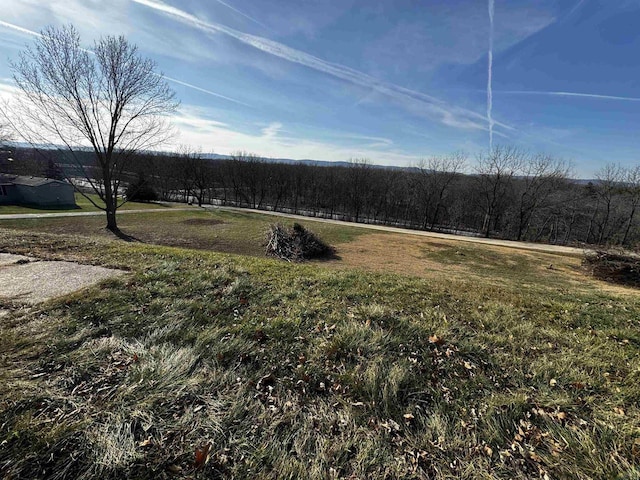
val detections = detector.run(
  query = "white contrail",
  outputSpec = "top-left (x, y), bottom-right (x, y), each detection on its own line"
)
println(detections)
top-left (131, 0), bottom-right (511, 133)
top-left (0, 20), bottom-right (248, 107)
top-left (163, 76), bottom-right (251, 106)
top-left (498, 90), bottom-right (640, 102)
top-left (568, 0), bottom-right (586, 17)
top-left (213, 0), bottom-right (271, 31)
top-left (0, 20), bottom-right (42, 37)
top-left (487, 0), bottom-right (495, 151)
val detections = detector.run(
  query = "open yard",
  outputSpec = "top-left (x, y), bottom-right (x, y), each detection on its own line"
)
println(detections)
top-left (0, 210), bottom-right (639, 479)
top-left (0, 192), bottom-right (175, 215)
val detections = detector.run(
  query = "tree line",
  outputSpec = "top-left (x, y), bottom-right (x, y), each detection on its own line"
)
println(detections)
top-left (6, 142), bottom-right (640, 248)
top-left (126, 146), bottom-right (640, 248)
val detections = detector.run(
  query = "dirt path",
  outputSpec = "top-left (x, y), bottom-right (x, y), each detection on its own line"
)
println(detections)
top-left (207, 206), bottom-right (587, 256)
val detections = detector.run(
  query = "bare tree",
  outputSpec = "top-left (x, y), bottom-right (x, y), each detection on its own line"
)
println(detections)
top-left (230, 152), bottom-right (268, 208)
top-left (416, 152), bottom-right (466, 230)
top-left (345, 158), bottom-right (373, 223)
top-left (187, 150), bottom-right (214, 207)
top-left (0, 123), bottom-right (10, 144)
top-left (592, 163), bottom-right (624, 244)
top-left (475, 146), bottom-right (524, 237)
top-left (512, 154), bottom-right (568, 241)
top-left (621, 165), bottom-right (640, 246)
top-left (3, 25), bottom-right (177, 232)
top-left (0, 123), bottom-right (14, 173)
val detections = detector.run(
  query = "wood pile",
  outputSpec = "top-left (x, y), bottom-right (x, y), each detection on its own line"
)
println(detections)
top-left (583, 249), bottom-right (640, 288)
top-left (265, 223), bottom-right (334, 262)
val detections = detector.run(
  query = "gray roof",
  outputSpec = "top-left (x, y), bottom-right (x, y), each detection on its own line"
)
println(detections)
top-left (0, 174), bottom-right (70, 187)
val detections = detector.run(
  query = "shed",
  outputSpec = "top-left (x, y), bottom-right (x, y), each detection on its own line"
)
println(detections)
top-left (0, 175), bottom-right (76, 208)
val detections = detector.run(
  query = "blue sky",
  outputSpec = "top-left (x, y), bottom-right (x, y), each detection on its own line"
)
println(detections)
top-left (1, 0), bottom-right (639, 177)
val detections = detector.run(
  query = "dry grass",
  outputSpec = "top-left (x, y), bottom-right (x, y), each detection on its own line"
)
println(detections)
top-left (330, 232), bottom-right (619, 296)
top-left (0, 217), bottom-right (639, 479)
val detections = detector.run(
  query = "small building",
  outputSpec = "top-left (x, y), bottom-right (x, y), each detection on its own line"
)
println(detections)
top-left (0, 174), bottom-right (76, 208)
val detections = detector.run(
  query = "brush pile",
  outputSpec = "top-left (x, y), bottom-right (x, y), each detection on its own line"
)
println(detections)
top-left (265, 223), bottom-right (334, 262)
top-left (583, 249), bottom-right (640, 288)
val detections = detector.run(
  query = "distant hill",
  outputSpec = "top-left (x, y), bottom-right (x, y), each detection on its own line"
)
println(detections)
top-left (201, 153), bottom-right (420, 171)
top-left (7, 143), bottom-right (596, 181)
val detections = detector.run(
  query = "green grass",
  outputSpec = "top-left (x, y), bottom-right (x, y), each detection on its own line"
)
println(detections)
top-left (0, 227), bottom-right (639, 479)
top-left (0, 192), bottom-right (173, 215)
top-left (0, 208), bottom-right (367, 256)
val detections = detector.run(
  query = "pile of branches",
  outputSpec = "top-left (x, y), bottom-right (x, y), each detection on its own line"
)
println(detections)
top-left (265, 223), bottom-right (335, 262)
top-left (583, 249), bottom-right (640, 288)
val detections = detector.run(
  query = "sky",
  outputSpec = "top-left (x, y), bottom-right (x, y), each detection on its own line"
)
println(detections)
top-left (0, 0), bottom-right (639, 177)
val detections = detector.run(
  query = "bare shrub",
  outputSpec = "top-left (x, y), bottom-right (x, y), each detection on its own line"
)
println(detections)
top-left (265, 223), bottom-right (334, 262)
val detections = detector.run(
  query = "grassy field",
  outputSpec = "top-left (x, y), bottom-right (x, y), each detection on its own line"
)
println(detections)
top-left (0, 208), bottom-right (368, 256)
top-left (0, 213), bottom-right (639, 479)
top-left (0, 192), bottom-right (172, 215)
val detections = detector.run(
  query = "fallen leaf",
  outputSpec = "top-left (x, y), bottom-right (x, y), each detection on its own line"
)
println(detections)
top-left (138, 436), bottom-right (153, 447)
top-left (632, 438), bottom-right (640, 457)
top-left (429, 335), bottom-right (445, 346)
top-left (483, 445), bottom-right (493, 457)
top-left (614, 407), bottom-right (626, 416)
top-left (194, 442), bottom-right (212, 470)
top-left (532, 452), bottom-right (543, 463)
top-left (403, 413), bottom-right (415, 421)
top-left (549, 378), bottom-right (557, 387)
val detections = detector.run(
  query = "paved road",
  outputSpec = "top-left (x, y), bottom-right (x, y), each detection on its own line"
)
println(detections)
top-left (0, 207), bottom-right (198, 220)
top-left (206, 205), bottom-right (587, 256)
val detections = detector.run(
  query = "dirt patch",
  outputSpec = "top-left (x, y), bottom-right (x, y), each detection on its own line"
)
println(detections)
top-left (180, 218), bottom-right (225, 226)
top-left (330, 233), bottom-right (467, 278)
top-left (0, 253), bottom-right (125, 305)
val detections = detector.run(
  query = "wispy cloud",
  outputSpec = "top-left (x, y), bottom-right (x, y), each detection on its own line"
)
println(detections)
top-left (0, 20), bottom-right (248, 107)
top-left (335, 133), bottom-right (394, 148)
top-left (498, 90), bottom-right (640, 102)
top-left (212, 0), bottom-right (271, 31)
top-left (261, 122), bottom-right (282, 140)
top-left (171, 108), bottom-right (421, 165)
top-left (131, 0), bottom-right (511, 133)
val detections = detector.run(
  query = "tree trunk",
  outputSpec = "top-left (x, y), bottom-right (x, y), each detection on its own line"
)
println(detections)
top-left (621, 203), bottom-right (637, 246)
top-left (104, 177), bottom-right (118, 232)
top-left (482, 212), bottom-right (491, 238)
top-left (106, 207), bottom-right (118, 232)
